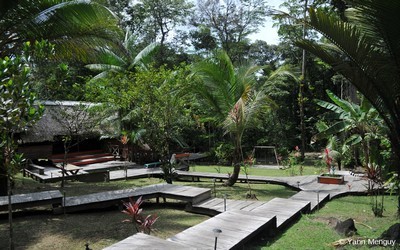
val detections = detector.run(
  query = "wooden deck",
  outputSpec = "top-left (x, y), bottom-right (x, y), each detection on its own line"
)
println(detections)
top-left (0, 190), bottom-right (63, 211)
top-left (168, 210), bottom-right (276, 249)
top-left (59, 184), bottom-right (211, 213)
top-left (23, 161), bottom-right (139, 183)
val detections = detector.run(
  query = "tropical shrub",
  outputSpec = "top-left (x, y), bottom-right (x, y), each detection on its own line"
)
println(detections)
top-left (122, 196), bottom-right (159, 235)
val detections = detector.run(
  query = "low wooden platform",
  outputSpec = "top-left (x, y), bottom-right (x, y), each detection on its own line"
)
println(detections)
top-left (104, 233), bottom-right (191, 250)
top-left (59, 184), bottom-right (211, 213)
top-left (168, 210), bottom-right (276, 249)
top-left (0, 190), bottom-right (63, 211)
top-left (23, 161), bottom-right (138, 183)
top-left (109, 167), bottom-right (163, 181)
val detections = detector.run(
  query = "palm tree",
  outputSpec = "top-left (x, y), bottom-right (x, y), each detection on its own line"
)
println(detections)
top-left (0, 0), bottom-right (122, 61)
top-left (295, 0), bottom-right (400, 213)
top-left (191, 50), bottom-right (274, 186)
top-left (85, 29), bottom-right (159, 80)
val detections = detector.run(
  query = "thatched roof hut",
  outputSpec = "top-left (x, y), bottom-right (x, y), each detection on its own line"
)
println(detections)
top-left (20, 100), bottom-right (116, 144)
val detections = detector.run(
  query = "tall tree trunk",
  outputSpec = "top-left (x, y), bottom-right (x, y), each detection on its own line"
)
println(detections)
top-left (299, 0), bottom-right (308, 161)
top-left (389, 132), bottom-right (400, 216)
top-left (0, 169), bottom-right (7, 196)
top-left (225, 163), bottom-right (241, 186)
top-left (7, 175), bottom-right (14, 250)
top-left (225, 136), bottom-right (242, 186)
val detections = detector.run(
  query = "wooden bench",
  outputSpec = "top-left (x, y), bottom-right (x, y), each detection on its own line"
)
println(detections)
top-left (144, 162), bottom-right (162, 168)
top-left (0, 190), bottom-right (63, 211)
top-left (29, 164), bottom-right (45, 175)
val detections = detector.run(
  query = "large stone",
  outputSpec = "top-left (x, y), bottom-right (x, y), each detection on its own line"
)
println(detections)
top-left (380, 223), bottom-right (400, 241)
top-left (334, 218), bottom-right (357, 236)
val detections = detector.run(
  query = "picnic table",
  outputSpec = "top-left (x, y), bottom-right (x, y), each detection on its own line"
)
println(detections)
top-left (56, 163), bottom-right (82, 176)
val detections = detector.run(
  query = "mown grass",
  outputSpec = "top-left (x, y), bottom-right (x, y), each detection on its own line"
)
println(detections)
top-left (246, 195), bottom-right (399, 250)
top-left (0, 204), bottom-right (209, 250)
top-left (190, 164), bottom-right (325, 177)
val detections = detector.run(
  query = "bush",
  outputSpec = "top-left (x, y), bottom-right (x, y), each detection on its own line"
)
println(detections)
top-left (214, 143), bottom-right (234, 165)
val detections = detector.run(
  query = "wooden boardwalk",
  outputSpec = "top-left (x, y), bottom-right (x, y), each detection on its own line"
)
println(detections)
top-left (109, 167), bottom-right (162, 180)
top-left (191, 197), bottom-right (310, 229)
top-left (104, 170), bottom-right (370, 249)
top-left (250, 198), bottom-right (310, 229)
top-left (59, 184), bottom-right (211, 213)
top-left (168, 210), bottom-right (276, 249)
top-left (0, 190), bottom-right (62, 211)
top-left (12, 166), bottom-right (371, 249)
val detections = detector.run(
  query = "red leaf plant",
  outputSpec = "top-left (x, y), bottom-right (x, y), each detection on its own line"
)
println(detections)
top-left (139, 214), bottom-right (159, 235)
top-left (121, 196), bottom-right (158, 234)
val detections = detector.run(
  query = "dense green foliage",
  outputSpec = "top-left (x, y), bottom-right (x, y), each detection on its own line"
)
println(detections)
top-left (1, 1), bottom-right (399, 204)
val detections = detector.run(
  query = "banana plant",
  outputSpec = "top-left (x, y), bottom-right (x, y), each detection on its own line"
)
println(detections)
top-left (313, 89), bottom-right (388, 168)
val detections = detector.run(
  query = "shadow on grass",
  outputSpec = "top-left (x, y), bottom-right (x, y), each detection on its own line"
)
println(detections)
top-left (0, 203), bottom-right (209, 249)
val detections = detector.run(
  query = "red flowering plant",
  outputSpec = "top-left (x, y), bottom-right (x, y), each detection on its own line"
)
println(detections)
top-left (122, 196), bottom-right (158, 234)
top-left (324, 148), bottom-right (334, 174)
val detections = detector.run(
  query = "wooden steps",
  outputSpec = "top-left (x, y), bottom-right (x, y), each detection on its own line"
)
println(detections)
top-left (168, 210), bottom-right (276, 249)
top-left (50, 150), bottom-right (115, 166)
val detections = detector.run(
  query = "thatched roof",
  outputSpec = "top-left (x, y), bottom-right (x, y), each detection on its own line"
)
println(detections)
top-left (20, 100), bottom-right (117, 144)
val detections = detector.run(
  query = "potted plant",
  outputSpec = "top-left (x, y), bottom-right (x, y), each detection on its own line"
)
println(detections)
top-left (318, 148), bottom-right (344, 184)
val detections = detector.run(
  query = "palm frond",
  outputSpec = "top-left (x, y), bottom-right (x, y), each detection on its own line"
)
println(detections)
top-left (132, 42), bottom-right (158, 70)
top-left (21, 0), bottom-right (122, 62)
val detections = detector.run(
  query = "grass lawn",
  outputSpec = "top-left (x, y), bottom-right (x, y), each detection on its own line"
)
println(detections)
top-left (2, 166), bottom-right (399, 249)
top-left (0, 203), bottom-right (209, 250)
top-left (246, 195), bottom-right (399, 250)
top-left (190, 164), bottom-right (325, 176)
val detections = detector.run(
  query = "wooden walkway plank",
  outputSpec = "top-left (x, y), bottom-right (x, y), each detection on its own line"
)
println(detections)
top-left (289, 191), bottom-right (330, 211)
top-left (250, 198), bottom-right (310, 229)
top-left (168, 210), bottom-right (276, 250)
top-left (60, 184), bottom-right (211, 213)
top-left (239, 200), bottom-right (269, 211)
top-left (0, 190), bottom-right (63, 211)
top-left (104, 233), bottom-right (192, 250)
